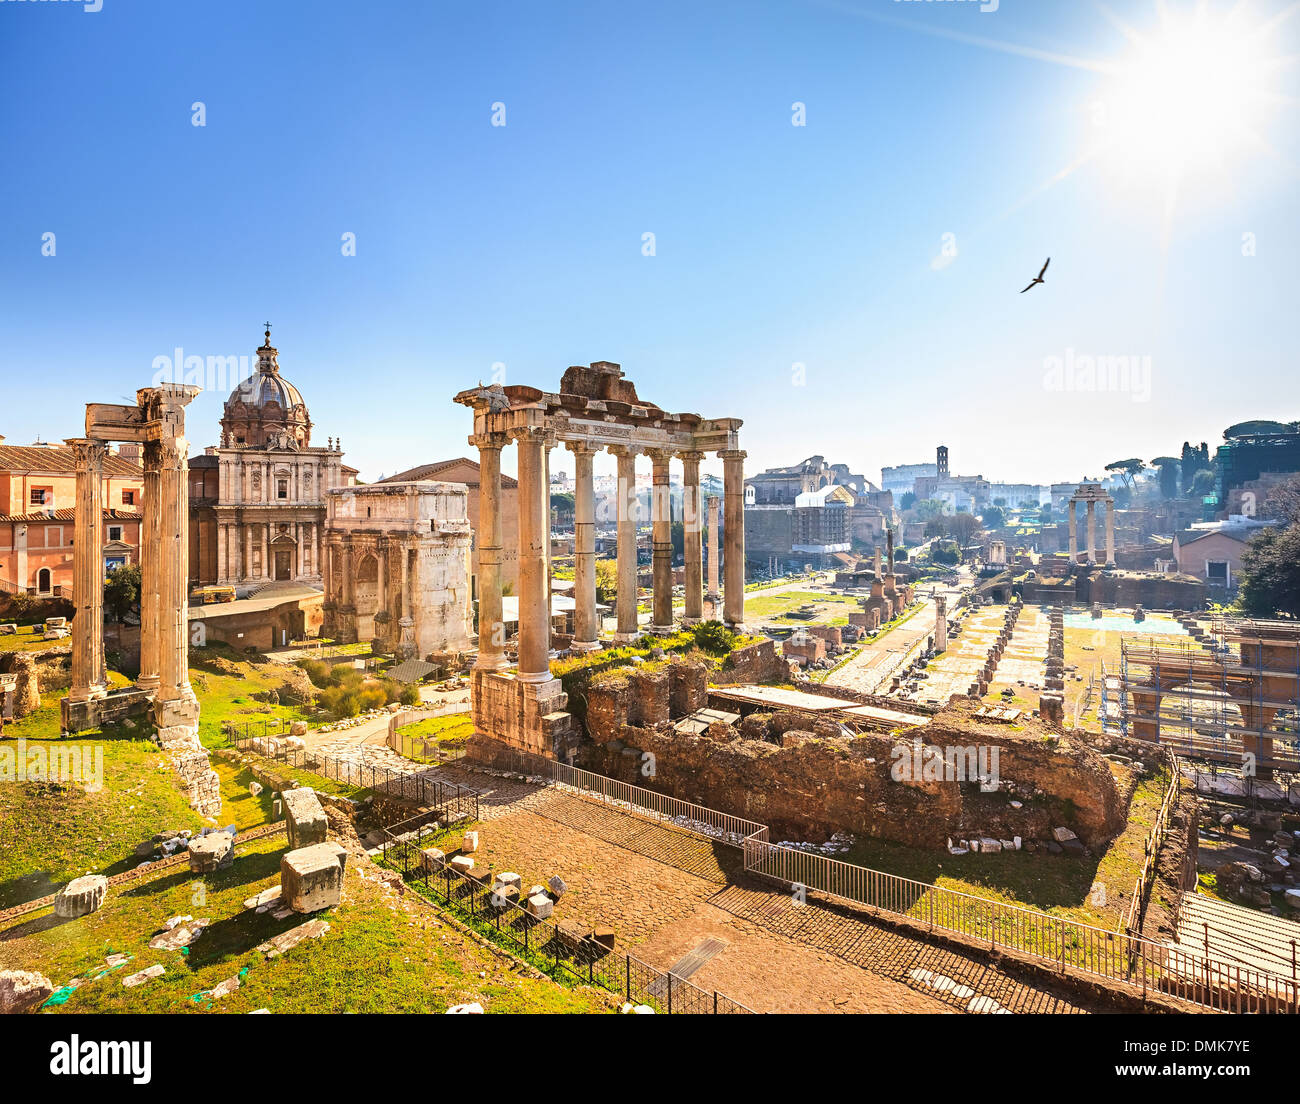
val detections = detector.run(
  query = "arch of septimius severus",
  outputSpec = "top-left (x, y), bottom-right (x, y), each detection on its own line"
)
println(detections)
top-left (63, 383), bottom-right (221, 815)
top-left (454, 361), bottom-right (745, 762)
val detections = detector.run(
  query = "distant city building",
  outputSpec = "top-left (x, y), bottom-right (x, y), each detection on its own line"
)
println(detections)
top-left (1214, 420), bottom-right (1300, 518)
top-left (913, 446), bottom-right (990, 511)
top-left (0, 439), bottom-right (144, 597)
top-left (745, 455), bottom-right (887, 571)
top-left (1173, 515), bottom-right (1280, 591)
top-left (880, 461), bottom-right (937, 496)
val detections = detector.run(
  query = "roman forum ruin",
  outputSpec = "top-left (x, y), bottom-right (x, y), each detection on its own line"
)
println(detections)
top-left (1065, 481), bottom-right (1116, 566)
top-left (61, 383), bottom-right (221, 816)
top-left (454, 362), bottom-right (745, 760)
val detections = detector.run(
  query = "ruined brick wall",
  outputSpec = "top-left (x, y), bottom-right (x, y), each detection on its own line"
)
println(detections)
top-left (717, 639), bottom-right (787, 685)
top-left (626, 668), bottom-right (670, 727)
top-left (667, 659), bottom-right (708, 716)
top-left (581, 702), bottom-right (1127, 851)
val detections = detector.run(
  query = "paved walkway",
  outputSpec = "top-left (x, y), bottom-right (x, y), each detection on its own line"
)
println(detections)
top-left (431, 775), bottom-right (1088, 1014)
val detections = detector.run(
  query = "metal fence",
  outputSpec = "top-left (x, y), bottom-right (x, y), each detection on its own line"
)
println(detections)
top-left (223, 722), bottom-right (480, 824)
top-left (378, 817), bottom-right (753, 1014)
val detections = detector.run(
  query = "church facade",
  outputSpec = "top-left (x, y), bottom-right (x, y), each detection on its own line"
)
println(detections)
top-left (190, 328), bottom-right (356, 592)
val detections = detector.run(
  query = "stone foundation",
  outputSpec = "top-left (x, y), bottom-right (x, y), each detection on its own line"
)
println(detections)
top-left (470, 667), bottom-right (575, 760)
top-left (582, 701), bottom-right (1126, 851)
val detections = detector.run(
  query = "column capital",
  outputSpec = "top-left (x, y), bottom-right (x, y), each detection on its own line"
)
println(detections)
top-left (676, 449), bottom-right (706, 465)
top-left (64, 438), bottom-right (109, 466)
top-left (469, 431), bottom-right (508, 451)
top-left (564, 439), bottom-right (602, 458)
top-left (507, 424), bottom-right (548, 445)
top-left (718, 449), bottom-right (747, 462)
top-left (647, 448), bottom-right (674, 469)
top-left (607, 443), bottom-right (641, 460)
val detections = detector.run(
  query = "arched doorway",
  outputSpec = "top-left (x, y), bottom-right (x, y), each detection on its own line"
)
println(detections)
top-left (36, 567), bottom-right (52, 594)
top-left (354, 553), bottom-right (379, 640)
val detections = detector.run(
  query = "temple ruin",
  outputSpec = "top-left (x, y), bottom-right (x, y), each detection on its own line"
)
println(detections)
top-left (454, 362), bottom-right (745, 760)
top-left (61, 384), bottom-right (220, 816)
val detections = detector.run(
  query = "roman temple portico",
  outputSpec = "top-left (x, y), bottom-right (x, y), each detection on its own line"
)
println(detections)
top-left (454, 362), bottom-right (745, 760)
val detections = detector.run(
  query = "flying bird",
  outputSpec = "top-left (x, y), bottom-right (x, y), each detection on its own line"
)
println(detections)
top-left (1020, 257), bottom-right (1050, 293)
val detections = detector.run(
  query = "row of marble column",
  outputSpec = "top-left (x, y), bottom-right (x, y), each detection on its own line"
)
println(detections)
top-left (473, 431), bottom-right (745, 680)
top-left (66, 435), bottom-right (192, 715)
top-left (1066, 497), bottom-right (1117, 565)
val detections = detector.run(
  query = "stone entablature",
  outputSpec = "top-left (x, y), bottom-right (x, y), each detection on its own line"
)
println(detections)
top-left (322, 481), bottom-right (474, 658)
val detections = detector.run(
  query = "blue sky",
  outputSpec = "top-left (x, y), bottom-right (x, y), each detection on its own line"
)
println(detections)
top-left (1, 0), bottom-right (1296, 488)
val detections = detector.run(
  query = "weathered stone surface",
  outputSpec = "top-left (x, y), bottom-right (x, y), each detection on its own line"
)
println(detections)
top-left (548, 875), bottom-right (567, 898)
top-left (492, 872), bottom-right (522, 891)
top-left (420, 847), bottom-right (447, 873)
top-left (280, 843), bottom-right (347, 913)
top-left (54, 874), bottom-right (107, 919)
top-left (188, 831), bottom-right (235, 874)
top-left (450, 855), bottom-right (475, 875)
top-left (0, 969), bottom-right (53, 1014)
top-left (526, 892), bottom-right (553, 919)
top-left (256, 919), bottom-right (331, 958)
top-left (282, 787), bottom-right (328, 849)
top-left (122, 964), bottom-right (166, 988)
top-left (462, 830), bottom-right (479, 853)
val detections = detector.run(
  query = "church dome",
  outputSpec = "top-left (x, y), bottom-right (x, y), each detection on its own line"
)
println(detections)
top-left (220, 326), bottom-right (312, 448)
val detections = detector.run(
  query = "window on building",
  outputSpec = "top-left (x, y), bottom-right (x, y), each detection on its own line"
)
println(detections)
top-left (277, 478), bottom-right (288, 500)
top-left (122, 490), bottom-right (135, 506)
top-left (30, 488), bottom-right (50, 508)
top-left (1206, 561), bottom-right (1229, 584)
top-left (108, 526), bottom-right (123, 542)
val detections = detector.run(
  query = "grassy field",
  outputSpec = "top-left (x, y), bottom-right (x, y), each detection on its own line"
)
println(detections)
top-left (0, 626), bottom-right (64, 654)
top-left (0, 835), bottom-right (613, 1014)
top-left (0, 649), bottom-right (325, 909)
top-left (742, 589), bottom-right (861, 626)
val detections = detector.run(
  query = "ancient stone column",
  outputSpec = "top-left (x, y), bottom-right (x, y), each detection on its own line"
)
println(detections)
top-left (567, 441), bottom-right (600, 651)
top-left (705, 495), bottom-right (721, 618)
top-left (934, 595), bottom-right (948, 651)
top-left (649, 449), bottom-right (673, 634)
top-left (1085, 499), bottom-right (1097, 564)
top-left (680, 450), bottom-right (704, 624)
top-left (541, 432), bottom-right (555, 653)
top-left (611, 445), bottom-right (640, 642)
top-left (1105, 497), bottom-right (1116, 565)
top-left (720, 448), bottom-right (747, 629)
top-left (151, 387), bottom-right (202, 747)
top-left (66, 438), bottom-right (108, 704)
top-left (512, 425), bottom-right (551, 681)
top-left (472, 432), bottom-right (508, 670)
top-left (136, 439), bottom-right (162, 693)
top-left (1067, 498), bottom-right (1078, 563)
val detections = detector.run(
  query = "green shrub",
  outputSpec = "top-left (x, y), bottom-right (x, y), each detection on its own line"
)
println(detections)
top-left (692, 620), bottom-right (736, 655)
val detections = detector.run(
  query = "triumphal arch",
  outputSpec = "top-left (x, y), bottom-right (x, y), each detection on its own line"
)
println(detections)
top-left (454, 361), bottom-right (745, 761)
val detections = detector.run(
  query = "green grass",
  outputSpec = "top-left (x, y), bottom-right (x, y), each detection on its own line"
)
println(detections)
top-left (0, 626), bottom-right (64, 654)
top-left (395, 714), bottom-right (475, 745)
top-left (0, 836), bottom-right (613, 1014)
top-left (0, 724), bottom-right (206, 909)
top-left (742, 590), bottom-right (860, 623)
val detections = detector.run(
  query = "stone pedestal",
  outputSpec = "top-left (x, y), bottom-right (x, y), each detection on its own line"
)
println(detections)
top-left (470, 668), bottom-right (574, 760)
top-left (188, 831), bottom-right (235, 873)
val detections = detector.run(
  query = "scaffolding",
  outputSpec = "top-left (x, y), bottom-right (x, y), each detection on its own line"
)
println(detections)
top-left (1107, 617), bottom-right (1300, 774)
